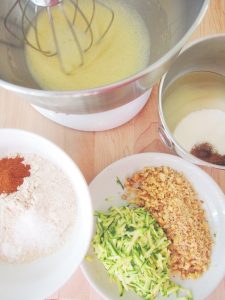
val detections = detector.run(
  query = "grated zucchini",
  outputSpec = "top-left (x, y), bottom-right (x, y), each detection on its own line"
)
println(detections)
top-left (93, 206), bottom-right (193, 300)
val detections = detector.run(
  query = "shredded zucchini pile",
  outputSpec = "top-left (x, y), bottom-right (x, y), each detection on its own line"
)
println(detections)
top-left (93, 206), bottom-right (192, 300)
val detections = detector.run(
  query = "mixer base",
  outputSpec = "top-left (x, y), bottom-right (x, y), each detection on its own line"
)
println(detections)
top-left (32, 90), bottom-right (152, 131)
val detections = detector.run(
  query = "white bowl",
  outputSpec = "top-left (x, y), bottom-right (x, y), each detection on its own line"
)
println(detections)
top-left (0, 128), bottom-right (93, 300)
top-left (82, 153), bottom-right (225, 300)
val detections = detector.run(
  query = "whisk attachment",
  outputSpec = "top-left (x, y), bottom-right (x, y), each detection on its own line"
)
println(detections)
top-left (4, 0), bottom-right (115, 74)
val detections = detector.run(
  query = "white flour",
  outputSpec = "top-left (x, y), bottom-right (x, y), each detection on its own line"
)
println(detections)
top-left (174, 109), bottom-right (225, 154)
top-left (0, 154), bottom-right (76, 263)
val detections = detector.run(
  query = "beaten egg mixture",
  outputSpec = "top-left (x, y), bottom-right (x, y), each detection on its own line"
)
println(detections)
top-left (25, 0), bottom-right (150, 90)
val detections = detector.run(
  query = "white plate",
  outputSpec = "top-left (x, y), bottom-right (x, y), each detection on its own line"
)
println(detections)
top-left (82, 153), bottom-right (225, 300)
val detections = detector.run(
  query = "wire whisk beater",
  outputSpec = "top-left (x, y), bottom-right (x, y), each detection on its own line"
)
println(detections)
top-left (4, 0), bottom-right (115, 74)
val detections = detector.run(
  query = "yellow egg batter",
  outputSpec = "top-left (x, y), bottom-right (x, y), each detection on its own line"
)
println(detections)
top-left (25, 0), bottom-right (150, 90)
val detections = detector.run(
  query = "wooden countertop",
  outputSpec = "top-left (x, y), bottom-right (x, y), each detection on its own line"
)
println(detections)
top-left (0, 0), bottom-right (224, 299)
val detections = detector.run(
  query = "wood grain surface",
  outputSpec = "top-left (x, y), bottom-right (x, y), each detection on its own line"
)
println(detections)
top-left (0, 0), bottom-right (224, 299)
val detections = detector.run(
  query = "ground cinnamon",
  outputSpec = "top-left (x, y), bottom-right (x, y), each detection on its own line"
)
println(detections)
top-left (191, 143), bottom-right (225, 166)
top-left (0, 156), bottom-right (30, 194)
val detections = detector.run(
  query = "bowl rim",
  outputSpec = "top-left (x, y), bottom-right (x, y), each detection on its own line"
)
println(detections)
top-left (0, 0), bottom-right (209, 97)
top-left (158, 33), bottom-right (225, 170)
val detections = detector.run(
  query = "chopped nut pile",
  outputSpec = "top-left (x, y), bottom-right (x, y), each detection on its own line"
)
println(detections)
top-left (122, 166), bottom-right (212, 279)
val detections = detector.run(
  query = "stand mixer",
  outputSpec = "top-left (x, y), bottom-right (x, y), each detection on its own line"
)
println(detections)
top-left (0, 0), bottom-right (209, 131)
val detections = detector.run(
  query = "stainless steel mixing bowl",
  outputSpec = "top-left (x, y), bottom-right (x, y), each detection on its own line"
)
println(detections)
top-left (158, 34), bottom-right (225, 170)
top-left (0, 0), bottom-right (209, 114)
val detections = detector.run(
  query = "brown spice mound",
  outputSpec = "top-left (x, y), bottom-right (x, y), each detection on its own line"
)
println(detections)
top-left (191, 143), bottom-right (225, 166)
top-left (122, 166), bottom-right (212, 279)
top-left (0, 156), bottom-right (30, 194)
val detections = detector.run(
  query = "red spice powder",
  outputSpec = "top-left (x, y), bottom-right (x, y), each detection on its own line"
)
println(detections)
top-left (0, 156), bottom-right (30, 194)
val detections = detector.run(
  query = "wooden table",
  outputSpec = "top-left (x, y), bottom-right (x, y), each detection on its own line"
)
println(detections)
top-left (0, 0), bottom-right (224, 299)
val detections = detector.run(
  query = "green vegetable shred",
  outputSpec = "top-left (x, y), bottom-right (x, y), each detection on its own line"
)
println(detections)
top-left (93, 206), bottom-right (192, 300)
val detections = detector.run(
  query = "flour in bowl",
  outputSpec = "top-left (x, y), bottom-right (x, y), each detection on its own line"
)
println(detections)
top-left (0, 154), bottom-right (76, 263)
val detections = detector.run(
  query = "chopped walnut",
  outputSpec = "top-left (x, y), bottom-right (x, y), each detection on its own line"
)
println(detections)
top-left (123, 166), bottom-right (212, 279)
